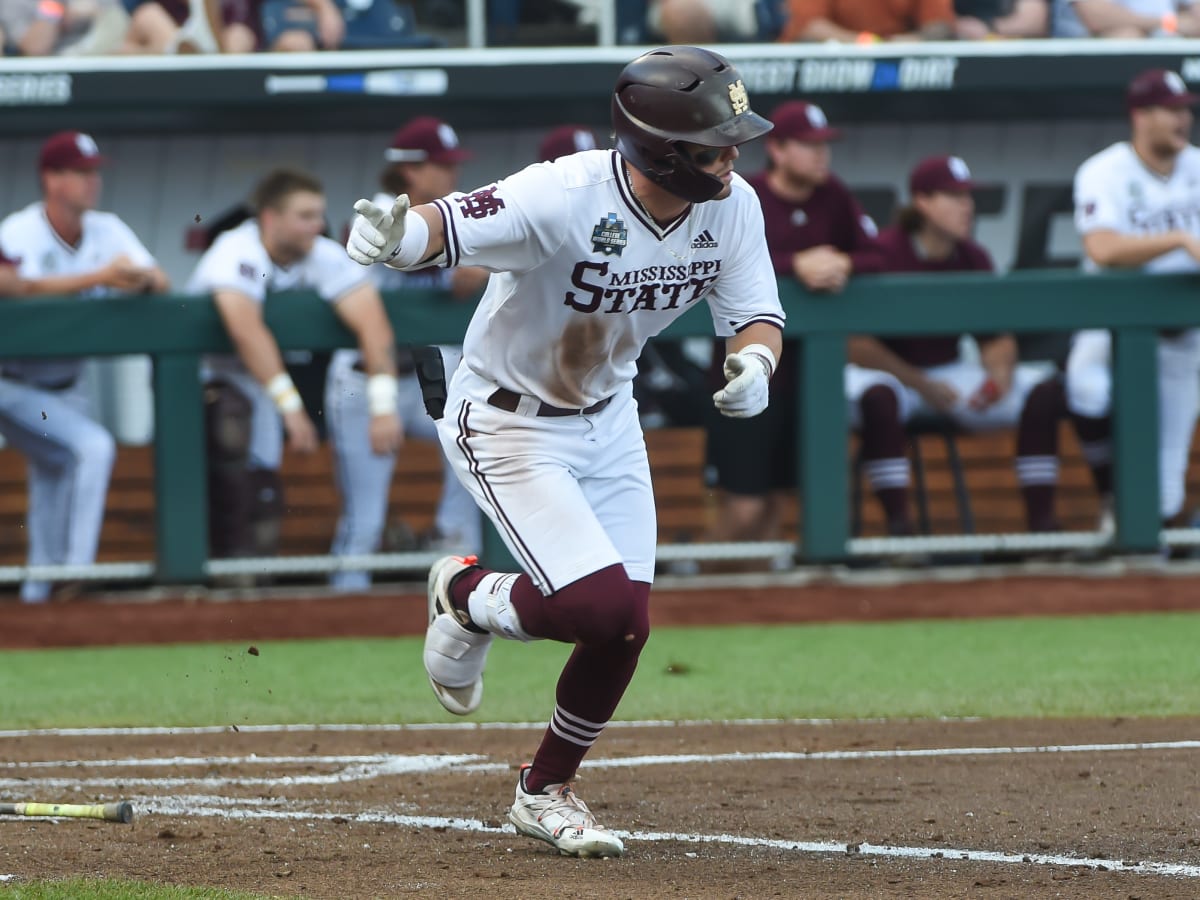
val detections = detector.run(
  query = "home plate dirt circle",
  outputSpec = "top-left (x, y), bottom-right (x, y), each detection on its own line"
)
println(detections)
top-left (3, 717), bottom-right (1200, 898)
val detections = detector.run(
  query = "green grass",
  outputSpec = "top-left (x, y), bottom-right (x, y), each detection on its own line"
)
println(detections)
top-left (2, 880), bottom-right (270, 899)
top-left (3, 612), bottom-right (1200, 729)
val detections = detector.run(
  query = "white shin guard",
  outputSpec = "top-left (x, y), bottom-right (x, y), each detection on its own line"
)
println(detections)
top-left (468, 572), bottom-right (537, 642)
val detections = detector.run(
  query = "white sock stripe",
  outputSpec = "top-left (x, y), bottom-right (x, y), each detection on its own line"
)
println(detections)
top-left (554, 706), bottom-right (607, 734)
top-left (549, 719), bottom-right (596, 748)
top-left (1015, 457), bottom-right (1059, 486)
top-left (863, 459), bottom-right (908, 475)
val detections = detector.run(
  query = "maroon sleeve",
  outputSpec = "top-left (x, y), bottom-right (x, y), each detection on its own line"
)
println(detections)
top-left (961, 239), bottom-right (995, 272)
top-left (824, 176), bottom-right (887, 274)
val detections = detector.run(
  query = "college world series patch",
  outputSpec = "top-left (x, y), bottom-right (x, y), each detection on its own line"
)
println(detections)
top-left (591, 213), bottom-right (627, 257)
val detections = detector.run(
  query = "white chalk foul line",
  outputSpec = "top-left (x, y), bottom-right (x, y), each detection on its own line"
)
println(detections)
top-left (138, 796), bottom-right (1200, 881)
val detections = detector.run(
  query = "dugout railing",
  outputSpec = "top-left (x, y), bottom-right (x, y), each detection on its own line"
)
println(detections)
top-left (0, 269), bottom-right (1191, 586)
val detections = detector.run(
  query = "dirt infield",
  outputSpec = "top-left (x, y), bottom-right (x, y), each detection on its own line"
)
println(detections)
top-left (3, 568), bottom-right (1200, 897)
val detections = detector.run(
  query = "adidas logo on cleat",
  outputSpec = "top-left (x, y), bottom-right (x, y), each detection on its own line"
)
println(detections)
top-left (690, 229), bottom-right (718, 249)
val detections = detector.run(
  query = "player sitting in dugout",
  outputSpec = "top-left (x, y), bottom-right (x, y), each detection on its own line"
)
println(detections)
top-left (846, 154), bottom-right (1047, 537)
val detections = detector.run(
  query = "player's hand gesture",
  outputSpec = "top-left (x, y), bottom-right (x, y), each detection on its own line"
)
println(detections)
top-left (347, 195), bottom-right (409, 265)
top-left (282, 408), bottom-right (319, 454)
top-left (100, 255), bottom-right (155, 292)
top-left (713, 351), bottom-right (771, 418)
top-left (369, 411), bottom-right (403, 456)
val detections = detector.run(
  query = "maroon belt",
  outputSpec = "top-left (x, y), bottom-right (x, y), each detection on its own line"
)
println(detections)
top-left (487, 387), bottom-right (613, 417)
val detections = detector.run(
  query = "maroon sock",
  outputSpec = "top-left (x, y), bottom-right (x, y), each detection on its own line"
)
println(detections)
top-left (1071, 413), bottom-right (1113, 496)
top-left (525, 581), bottom-right (651, 793)
top-left (875, 486), bottom-right (911, 534)
top-left (1016, 378), bottom-right (1065, 532)
top-left (859, 385), bottom-right (912, 533)
top-left (1021, 485), bottom-right (1058, 532)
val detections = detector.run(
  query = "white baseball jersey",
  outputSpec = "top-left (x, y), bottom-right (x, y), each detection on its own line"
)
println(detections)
top-left (1074, 141), bottom-right (1200, 274)
top-left (0, 201), bottom-right (157, 386)
top-left (188, 219), bottom-right (370, 379)
top-left (426, 149), bottom-right (785, 409)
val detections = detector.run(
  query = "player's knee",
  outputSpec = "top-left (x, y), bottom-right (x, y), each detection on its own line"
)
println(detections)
top-left (81, 425), bottom-right (116, 473)
top-left (859, 384), bottom-right (900, 425)
top-left (1020, 377), bottom-right (1065, 427)
top-left (559, 565), bottom-right (649, 649)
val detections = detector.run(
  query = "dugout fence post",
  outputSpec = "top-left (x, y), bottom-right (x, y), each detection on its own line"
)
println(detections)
top-left (153, 353), bottom-right (209, 583)
top-left (1111, 327), bottom-right (1162, 553)
top-left (799, 331), bottom-right (848, 562)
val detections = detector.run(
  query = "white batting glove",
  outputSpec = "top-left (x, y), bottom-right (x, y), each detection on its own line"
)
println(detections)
top-left (713, 348), bottom-right (773, 418)
top-left (347, 194), bottom-right (409, 265)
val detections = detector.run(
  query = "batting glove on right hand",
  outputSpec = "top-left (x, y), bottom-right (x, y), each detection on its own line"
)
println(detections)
top-left (713, 350), bottom-right (771, 418)
top-left (347, 194), bottom-right (409, 265)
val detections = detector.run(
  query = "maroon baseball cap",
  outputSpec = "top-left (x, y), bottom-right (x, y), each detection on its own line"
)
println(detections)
top-left (384, 117), bottom-right (472, 165)
top-left (1127, 68), bottom-right (1200, 111)
top-left (539, 124), bottom-right (599, 162)
top-left (768, 101), bottom-right (842, 143)
top-left (38, 131), bottom-right (107, 171)
top-left (909, 155), bottom-right (977, 195)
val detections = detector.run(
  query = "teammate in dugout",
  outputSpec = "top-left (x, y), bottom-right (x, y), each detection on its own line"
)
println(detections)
top-left (705, 100), bottom-right (885, 552)
top-left (347, 46), bottom-right (784, 857)
top-left (847, 154), bottom-right (1044, 537)
top-left (324, 117), bottom-right (486, 591)
top-left (1014, 68), bottom-right (1200, 537)
top-left (0, 131), bottom-right (169, 603)
top-left (190, 168), bottom-right (400, 561)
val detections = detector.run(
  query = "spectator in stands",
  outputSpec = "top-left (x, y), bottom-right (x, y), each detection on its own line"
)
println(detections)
top-left (778, 0), bottom-right (955, 41)
top-left (1, 0), bottom-right (128, 55)
top-left (324, 119), bottom-right (486, 590)
top-left (647, 0), bottom-right (760, 42)
top-left (191, 168), bottom-right (399, 562)
top-left (539, 124), bottom-right (599, 162)
top-left (1016, 69), bottom-right (1200, 540)
top-left (0, 132), bottom-right (168, 603)
top-left (1052, 0), bottom-right (1200, 36)
top-left (703, 102), bottom-right (884, 557)
top-left (122, 0), bottom-right (252, 52)
top-left (847, 155), bottom-right (1044, 537)
top-left (955, 0), bottom-right (1050, 37)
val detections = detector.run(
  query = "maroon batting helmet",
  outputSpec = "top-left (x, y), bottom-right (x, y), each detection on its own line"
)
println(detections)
top-left (611, 46), bottom-right (772, 203)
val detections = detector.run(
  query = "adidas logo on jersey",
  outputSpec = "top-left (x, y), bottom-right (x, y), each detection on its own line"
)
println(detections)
top-left (690, 230), bottom-right (718, 249)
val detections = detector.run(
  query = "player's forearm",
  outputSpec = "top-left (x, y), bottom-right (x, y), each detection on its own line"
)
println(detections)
top-left (728, 323), bottom-right (783, 370)
top-left (979, 335), bottom-right (1017, 390)
top-left (219, 314), bottom-right (289, 387)
top-left (384, 205), bottom-right (446, 272)
top-left (848, 335), bottom-right (926, 388)
top-left (1083, 230), bottom-right (1190, 268)
top-left (21, 271), bottom-right (104, 296)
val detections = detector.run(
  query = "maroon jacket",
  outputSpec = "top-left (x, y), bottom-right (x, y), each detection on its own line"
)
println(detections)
top-left (871, 224), bottom-right (995, 368)
top-left (748, 170), bottom-right (886, 277)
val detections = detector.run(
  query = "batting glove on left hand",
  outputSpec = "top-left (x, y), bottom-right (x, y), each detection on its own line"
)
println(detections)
top-left (347, 194), bottom-right (409, 265)
top-left (713, 349), bottom-right (772, 418)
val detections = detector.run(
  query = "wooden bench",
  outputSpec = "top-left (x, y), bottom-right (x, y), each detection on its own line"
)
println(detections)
top-left (2, 425), bottom-right (1199, 566)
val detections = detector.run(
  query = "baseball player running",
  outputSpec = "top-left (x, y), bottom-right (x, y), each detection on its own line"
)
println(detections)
top-left (324, 118), bottom-right (486, 590)
top-left (0, 131), bottom-right (169, 603)
top-left (190, 168), bottom-right (399, 561)
top-left (1051, 69), bottom-right (1200, 534)
top-left (347, 47), bottom-right (784, 857)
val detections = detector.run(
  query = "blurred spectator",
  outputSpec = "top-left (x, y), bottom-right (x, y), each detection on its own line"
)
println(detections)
top-left (647, 0), bottom-right (759, 42)
top-left (1017, 69), bottom-right (1200, 538)
top-left (539, 124), bottom-right (600, 163)
top-left (778, 0), bottom-right (955, 41)
top-left (324, 118), bottom-right (486, 589)
top-left (191, 169), bottom-right (398, 562)
top-left (0, 132), bottom-right (168, 602)
top-left (259, 0), bottom-right (344, 50)
top-left (703, 102), bottom-right (884, 555)
top-left (846, 155), bottom-right (1043, 537)
top-left (1, 0), bottom-right (128, 55)
top-left (122, 0), bottom-right (250, 52)
top-left (955, 0), bottom-right (1049, 37)
top-left (1052, 0), bottom-right (1200, 37)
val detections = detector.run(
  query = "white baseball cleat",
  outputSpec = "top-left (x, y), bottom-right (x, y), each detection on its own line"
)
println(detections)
top-left (424, 555), bottom-right (492, 716)
top-left (508, 764), bottom-right (625, 858)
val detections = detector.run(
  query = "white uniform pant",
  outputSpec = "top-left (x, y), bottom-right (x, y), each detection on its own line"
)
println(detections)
top-left (845, 360), bottom-right (1044, 431)
top-left (436, 365), bottom-right (656, 595)
top-left (325, 348), bottom-right (481, 591)
top-left (0, 377), bottom-right (115, 602)
top-left (1065, 328), bottom-right (1200, 519)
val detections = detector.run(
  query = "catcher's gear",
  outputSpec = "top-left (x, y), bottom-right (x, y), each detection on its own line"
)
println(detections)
top-left (347, 194), bottom-right (409, 265)
top-left (611, 46), bottom-right (772, 203)
top-left (713, 346), bottom-right (774, 418)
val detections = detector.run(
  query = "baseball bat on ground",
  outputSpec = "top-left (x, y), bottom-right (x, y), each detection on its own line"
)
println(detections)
top-left (0, 801), bottom-right (134, 824)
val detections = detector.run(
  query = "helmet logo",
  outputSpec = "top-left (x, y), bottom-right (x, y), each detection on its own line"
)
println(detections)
top-left (728, 80), bottom-right (750, 115)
